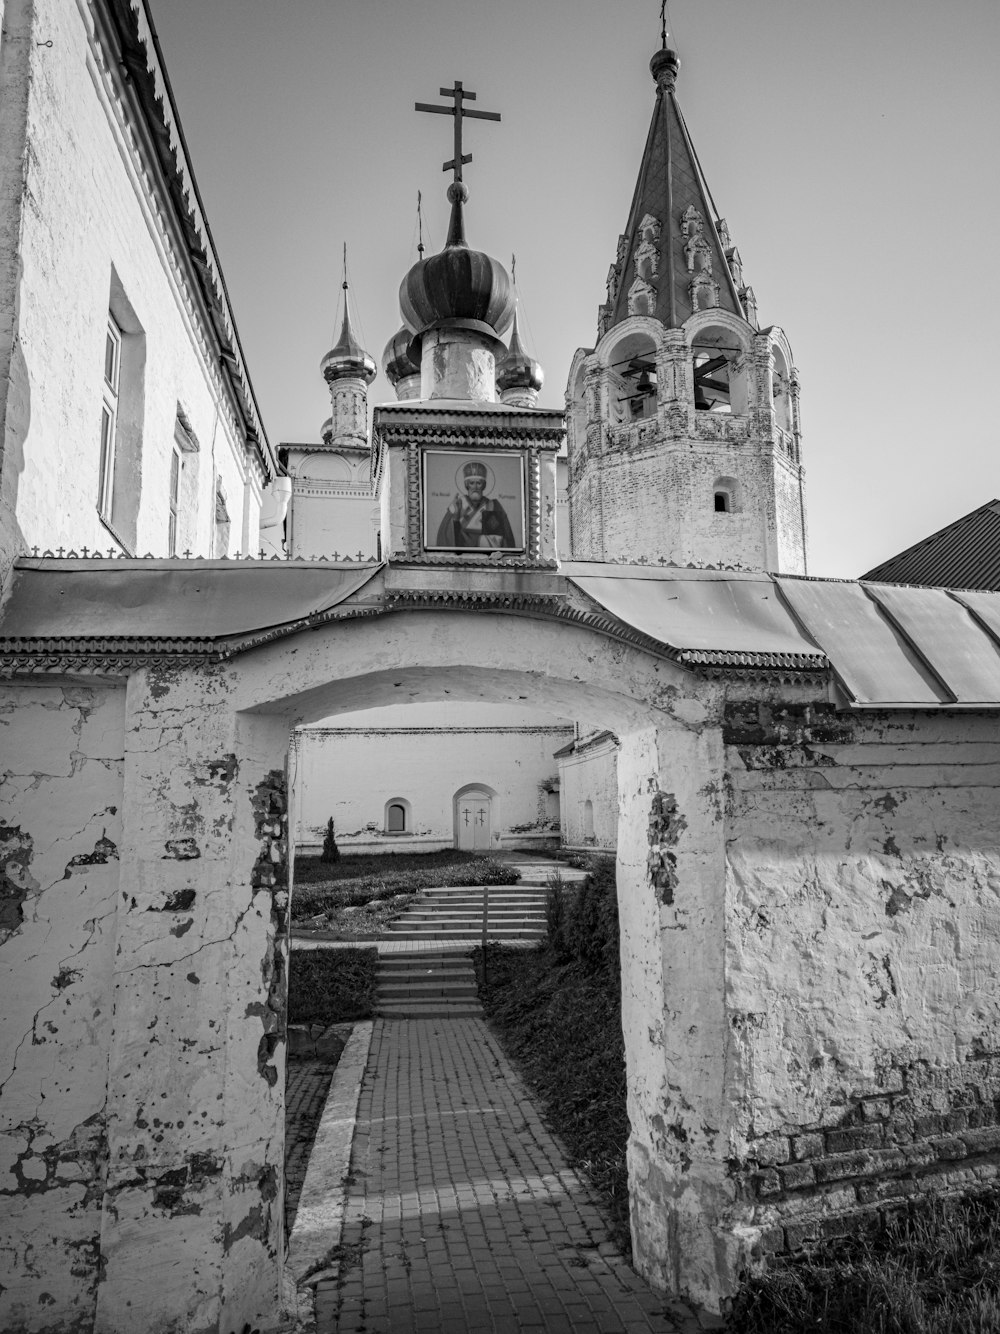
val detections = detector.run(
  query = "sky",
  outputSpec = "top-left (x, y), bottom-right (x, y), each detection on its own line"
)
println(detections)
top-left (151, 0), bottom-right (1000, 579)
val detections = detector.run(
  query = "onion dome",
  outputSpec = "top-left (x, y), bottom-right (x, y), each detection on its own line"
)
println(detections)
top-left (399, 182), bottom-right (515, 343)
top-left (381, 326), bottom-right (420, 388)
top-left (321, 281), bottom-right (376, 385)
top-left (320, 417), bottom-right (333, 445)
top-left (497, 308), bottom-right (543, 397)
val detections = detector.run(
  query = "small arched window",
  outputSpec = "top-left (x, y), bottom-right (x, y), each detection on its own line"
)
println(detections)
top-left (386, 802), bottom-right (407, 833)
top-left (714, 492), bottom-right (730, 513)
top-left (583, 799), bottom-right (595, 840)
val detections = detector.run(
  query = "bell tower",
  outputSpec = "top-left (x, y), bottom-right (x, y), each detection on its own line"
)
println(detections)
top-left (566, 43), bottom-right (806, 573)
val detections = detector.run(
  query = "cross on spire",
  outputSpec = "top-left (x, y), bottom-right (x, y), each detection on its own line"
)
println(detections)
top-left (415, 81), bottom-right (501, 186)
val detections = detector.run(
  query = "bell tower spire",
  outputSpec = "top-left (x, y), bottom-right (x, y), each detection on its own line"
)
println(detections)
top-left (565, 42), bottom-right (807, 574)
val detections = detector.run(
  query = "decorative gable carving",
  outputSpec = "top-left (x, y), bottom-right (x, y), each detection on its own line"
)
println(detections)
top-left (681, 205), bottom-right (713, 276)
top-left (628, 276), bottom-right (657, 317)
top-left (633, 213), bottom-right (661, 282)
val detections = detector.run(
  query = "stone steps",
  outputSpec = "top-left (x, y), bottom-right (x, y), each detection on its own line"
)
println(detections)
top-left (375, 950), bottom-right (482, 1019)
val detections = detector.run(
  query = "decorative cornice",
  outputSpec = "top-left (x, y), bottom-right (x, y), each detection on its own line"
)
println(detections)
top-left (377, 422), bottom-right (563, 448)
top-left (88, 0), bottom-right (275, 478)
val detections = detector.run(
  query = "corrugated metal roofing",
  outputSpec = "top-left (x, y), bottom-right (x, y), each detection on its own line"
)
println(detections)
top-left (861, 499), bottom-right (1000, 590)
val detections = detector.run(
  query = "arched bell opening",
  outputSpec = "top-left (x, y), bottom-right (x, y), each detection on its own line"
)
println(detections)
top-left (605, 329), bottom-right (659, 423)
top-left (770, 342), bottom-right (793, 436)
top-left (690, 322), bottom-right (749, 415)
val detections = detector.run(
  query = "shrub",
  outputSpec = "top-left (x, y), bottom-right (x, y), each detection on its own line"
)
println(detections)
top-left (561, 855), bottom-right (618, 974)
top-left (287, 946), bottom-right (376, 1023)
top-left (545, 872), bottom-right (569, 960)
top-left (320, 817), bottom-right (340, 864)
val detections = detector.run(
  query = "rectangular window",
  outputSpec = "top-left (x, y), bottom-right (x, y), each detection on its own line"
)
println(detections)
top-left (98, 316), bottom-right (122, 518)
top-left (168, 448), bottom-right (181, 556)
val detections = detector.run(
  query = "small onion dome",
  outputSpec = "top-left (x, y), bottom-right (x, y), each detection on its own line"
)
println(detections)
top-left (398, 182), bottom-right (515, 343)
top-left (381, 326), bottom-right (420, 388)
top-left (650, 45), bottom-right (680, 91)
top-left (320, 417), bottom-right (333, 445)
top-left (497, 310), bottom-right (544, 396)
top-left (320, 292), bottom-right (376, 385)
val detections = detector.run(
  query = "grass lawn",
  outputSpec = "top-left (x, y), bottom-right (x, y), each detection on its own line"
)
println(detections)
top-left (728, 1192), bottom-right (1000, 1333)
top-left (291, 849), bottom-right (520, 937)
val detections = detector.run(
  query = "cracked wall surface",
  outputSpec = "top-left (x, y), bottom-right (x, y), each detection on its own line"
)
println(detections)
top-left (721, 703), bottom-right (1000, 1263)
top-left (93, 666), bottom-right (290, 1333)
top-left (0, 683), bottom-right (125, 1332)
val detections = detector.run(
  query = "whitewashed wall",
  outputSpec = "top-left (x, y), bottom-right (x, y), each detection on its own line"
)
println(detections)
top-left (0, 0), bottom-right (256, 563)
top-left (557, 731), bottom-right (619, 848)
top-left (0, 682), bottom-right (125, 1330)
top-left (293, 703), bottom-right (572, 854)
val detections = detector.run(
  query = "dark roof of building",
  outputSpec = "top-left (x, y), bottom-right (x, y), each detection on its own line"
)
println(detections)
top-left (861, 500), bottom-right (1000, 591)
top-left (4, 560), bottom-right (1000, 709)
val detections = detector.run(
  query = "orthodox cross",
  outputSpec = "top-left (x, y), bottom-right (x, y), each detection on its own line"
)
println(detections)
top-left (415, 82), bottom-right (501, 184)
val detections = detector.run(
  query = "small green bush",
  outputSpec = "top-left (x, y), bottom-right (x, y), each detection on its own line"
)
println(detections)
top-left (558, 855), bottom-right (618, 974)
top-left (287, 947), bottom-right (377, 1023)
top-left (320, 817), bottom-right (340, 864)
top-left (545, 873), bottom-right (569, 960)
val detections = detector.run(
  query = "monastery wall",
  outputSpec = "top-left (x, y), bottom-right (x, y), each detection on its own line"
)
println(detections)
top-left (293, 714), bottom-right (572, 854)
top-left (720, 704), bottom-right (1000, 1259)
top-left (0, 682), bottom-right (125, 1331)
top-left (557, 731), bottom-right (618, 848)
top-left (0, 0), bottom-right (253, 563)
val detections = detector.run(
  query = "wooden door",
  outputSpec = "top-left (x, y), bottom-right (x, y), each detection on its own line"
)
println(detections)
top-left (458, 794), bottom-right (491, 851)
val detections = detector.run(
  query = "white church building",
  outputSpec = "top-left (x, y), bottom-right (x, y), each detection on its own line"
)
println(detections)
top-left (3, 3), bottom-right (1000, 1330)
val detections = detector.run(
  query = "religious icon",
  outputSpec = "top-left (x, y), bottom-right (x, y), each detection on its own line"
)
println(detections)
top-left (423, 451), bottom-right (525, 552)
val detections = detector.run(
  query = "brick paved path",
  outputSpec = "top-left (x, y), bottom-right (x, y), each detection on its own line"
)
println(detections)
top-left (314, 1018), bottom-right (696, 1333)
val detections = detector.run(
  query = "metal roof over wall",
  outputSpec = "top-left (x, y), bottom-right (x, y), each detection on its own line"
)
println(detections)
top-left (861, 500), bottom-right (1000, 591)
top-left (3, 559), bottom-right (1000, 710)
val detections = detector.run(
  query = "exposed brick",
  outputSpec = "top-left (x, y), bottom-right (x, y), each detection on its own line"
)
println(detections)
top-left (751, 1226), bottom-right (785, 1257)
top-left (913, 1113), bottom-right (944, 1138)
top-left (784, 1221), bottom-right (821, 1252)
top-left (777, 1162), bottom-right (816, 1192)
top-left (932, 1136), bottom-right (968, 1162)
top-left (943, 1109), bottom-right (970, 1133)
top-left (825, 1124), bottom-right (884, 1154)
top-left (753, 1169), bottom-right (781, 1198)
top-left (859, 1098), bottom-right (892, 1123)
top-left (791, 1133), bottom-right (825, 1161)
top-left (814, 1151), bottom-right (878, 1184)
top-left (961, 1126), bottom-right (1000, 1155)
top-left (751, 1135), bottom-right (791, 1167)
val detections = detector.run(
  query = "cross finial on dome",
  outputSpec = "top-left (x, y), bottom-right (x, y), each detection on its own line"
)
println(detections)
top-left (415, 81), bottom-right (501, 248)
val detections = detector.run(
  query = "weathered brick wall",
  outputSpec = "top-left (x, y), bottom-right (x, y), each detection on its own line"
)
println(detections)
top-left (0, 682), bottom-right (125, 1331)
top-left (569, 433), bottom-right (805, 572)
top-left (722, 703), bottom-right (1000, 1257)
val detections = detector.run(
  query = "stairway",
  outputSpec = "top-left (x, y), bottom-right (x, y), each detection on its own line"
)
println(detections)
top-left (375, 877), bottom-right (555, 1018)
top-left (384, 884), bottom-right (549, 943)
top-left (375, 951), bottom-right (482, 1019)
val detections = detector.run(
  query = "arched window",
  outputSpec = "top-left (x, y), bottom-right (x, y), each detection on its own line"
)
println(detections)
top-left (384, 799), bottom-right (410, 834)
top-left (713, 476), bottom-right (739, 514)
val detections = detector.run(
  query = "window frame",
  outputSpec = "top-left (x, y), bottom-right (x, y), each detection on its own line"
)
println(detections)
top-left (98, 316), bottom-right (122, 519)
top-left (168, 446), bottom-right (182, 557)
